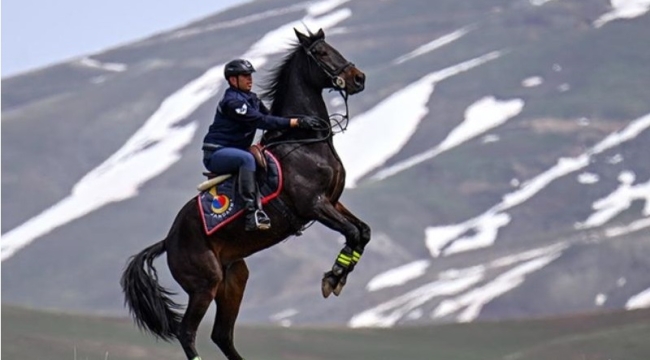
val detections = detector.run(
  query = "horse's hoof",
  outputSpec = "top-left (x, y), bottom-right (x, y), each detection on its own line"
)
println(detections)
top-left (332, 280), bottom-right (346, 296)
top-left (321, 278), bottom-right (334, 298)
top-left (332, 274), bottom-right (347, 296)
top-left (333, 282), bottom-right (344, 296)
top-left (321, 272), bottom-right (338, 298)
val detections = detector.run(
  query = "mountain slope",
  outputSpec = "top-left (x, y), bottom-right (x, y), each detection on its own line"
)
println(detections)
top-left (2, 0), bottom-right (650, 326)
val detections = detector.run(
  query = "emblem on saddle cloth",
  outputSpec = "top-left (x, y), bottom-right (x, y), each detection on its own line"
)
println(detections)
top-left (197, 151), bottom-right (283, 235)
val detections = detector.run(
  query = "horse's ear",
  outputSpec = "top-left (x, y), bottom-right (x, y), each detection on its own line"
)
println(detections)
top-left (315, 28), bottom-right (325, 39)
top-left (294, 28), bottom-right (311, 46)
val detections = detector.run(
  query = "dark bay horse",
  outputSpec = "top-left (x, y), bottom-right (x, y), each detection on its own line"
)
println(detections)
top-left (121, 28), bottom-right (368, 360)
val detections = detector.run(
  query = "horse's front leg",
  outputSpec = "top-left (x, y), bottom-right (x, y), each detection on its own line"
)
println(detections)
top-left (312, 199), bottom-right (370, 298)
top-left (329, 202), bottom-right (371, 295)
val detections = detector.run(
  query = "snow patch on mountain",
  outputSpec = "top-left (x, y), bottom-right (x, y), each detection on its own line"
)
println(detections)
top-left (594, 0), bottom-right (650, 28)
top-left (392, 27), bottom-right (471, 65)
top-left (366, 260), bottom-right (431, 291)
top-left (77, 57), bottom-right (127, 72)
top-left (350, 243), bottom-right (566, 327)
top-left (336, 51), bottom-right (502, 188)
top-left (370, 95), bottom-right (523, 184)
top-left (575, 171), bottom-right (650, 229)
top-left (425, 113), bottom-right (650, 258)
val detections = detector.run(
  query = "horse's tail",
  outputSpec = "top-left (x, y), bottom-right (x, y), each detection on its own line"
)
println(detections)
top-left (120, 239), bottom-right (182, 341)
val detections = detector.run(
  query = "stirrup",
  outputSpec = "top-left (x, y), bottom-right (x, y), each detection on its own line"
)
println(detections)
top-left (254, 209), bottom-right (271, 230)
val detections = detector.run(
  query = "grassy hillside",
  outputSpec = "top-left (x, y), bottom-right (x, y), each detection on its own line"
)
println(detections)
top-left (3, 305), bottom-right (650, 360)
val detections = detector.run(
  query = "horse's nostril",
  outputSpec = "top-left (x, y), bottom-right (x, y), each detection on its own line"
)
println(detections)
top-left (354, 73), bottom-right (365, 86)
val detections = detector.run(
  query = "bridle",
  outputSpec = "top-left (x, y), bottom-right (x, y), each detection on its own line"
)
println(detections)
top-left (303, 39), bottom-right (353, 132)
top-left (303, 38), bottom-right (354, 90)
top-left (262, 39), bottom-right (356, 150)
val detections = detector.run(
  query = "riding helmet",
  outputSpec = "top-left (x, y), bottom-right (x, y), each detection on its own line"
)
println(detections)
top-left (224, 59), bottom-right (256, 79)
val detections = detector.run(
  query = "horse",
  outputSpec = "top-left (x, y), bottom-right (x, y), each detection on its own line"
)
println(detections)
top-left (121, 28), bottom-right (368, 360)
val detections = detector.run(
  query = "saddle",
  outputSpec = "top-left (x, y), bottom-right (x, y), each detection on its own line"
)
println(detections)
top-left (197, 144), bottom-right (268, 191)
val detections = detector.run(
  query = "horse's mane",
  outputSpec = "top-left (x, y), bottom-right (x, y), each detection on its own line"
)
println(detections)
top-left (259, 41), bottom-right (304, 116)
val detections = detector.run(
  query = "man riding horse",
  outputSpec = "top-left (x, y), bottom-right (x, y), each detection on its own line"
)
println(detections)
top-left (122, 28), bottom-right (368, 360)
top-left (201, 58), bottom-right (321, 231)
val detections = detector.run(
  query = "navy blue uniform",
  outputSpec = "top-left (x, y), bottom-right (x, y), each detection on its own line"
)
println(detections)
top-left (204, 87), bottom-right (289, 149)
top-left (203, 87), bottom-right (290, 175)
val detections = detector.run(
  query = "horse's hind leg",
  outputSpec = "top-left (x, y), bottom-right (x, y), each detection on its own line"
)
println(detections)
top-left (211, 259), bottom-right (249, 360)
top-left (167, 233), bottom-right (223, 360)
top-left (179, 290), bottom-right (218, 360)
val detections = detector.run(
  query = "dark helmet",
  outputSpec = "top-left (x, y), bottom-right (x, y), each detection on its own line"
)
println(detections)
top-left (224, 59), bottom-right (256, 79)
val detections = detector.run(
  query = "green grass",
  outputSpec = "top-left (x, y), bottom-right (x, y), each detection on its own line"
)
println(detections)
top-left (3, 305), bottom-right (650, 360)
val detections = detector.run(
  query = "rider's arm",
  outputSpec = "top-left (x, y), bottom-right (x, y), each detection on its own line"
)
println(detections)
top-left (259, 101), bottom-right (301, 128)
top-left (224, 99), bottom-right (299, 129)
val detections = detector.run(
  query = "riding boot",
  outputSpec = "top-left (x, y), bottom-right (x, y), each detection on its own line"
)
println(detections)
top-left (238, 168), bottom-right (271, 231)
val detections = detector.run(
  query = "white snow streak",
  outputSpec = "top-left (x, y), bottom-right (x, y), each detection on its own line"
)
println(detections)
top-left (349, 272), bottom-right (483, 328)
top-left (576, 171), bottom-right (650, 229)
top-left (1, 76), bottom-right (208, 261)
top-left (350, 244), bottom-right (565, 327)
top-left (626, 287), bottom-right (650, 309)
top-left (336, 51), bottom-right (501, 188)
top-left (482, 134), bottom-right (501, 143)
top-left (521, 76), bottom-right (543, 87)
top-left (607, 154), bottom-right (624, 164)
top-left (530, 0), bottom-right (555, 6)
top-left (425, 113), bottom-right (650, 258)
top-left (78, 57), bottom-right (127, 72)
top-left (577, 172), bottom-right (600, 184)
top-left (166, 2), bottom-right (307, 40)
top-left (594, 0), bottom-right (650, 28)
top-left (166, 0), bottom-right (349, 41)
top-left (605, 216), bottom-right (650, 237)
top-left (269, 308), bottom-right (299, 321)
top-left (392, 28), bottom-right (470, 65)
top-left (366, 260), bottom-right (431, 292)
top-left (371, 95), bottom-right (523, 184)
top-left (433, 252), bottom-right (562, 322)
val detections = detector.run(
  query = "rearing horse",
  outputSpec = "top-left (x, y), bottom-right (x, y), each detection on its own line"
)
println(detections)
top-left (121, 28), bottom-right (368, 360)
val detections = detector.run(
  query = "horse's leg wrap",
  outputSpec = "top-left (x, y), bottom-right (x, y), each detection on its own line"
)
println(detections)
top-left (333, 246), bottom-right (363, 273)
top-left (322, 246), bottom-right (364, 297)
top-left (351, 248), bottom-right (363, 268)
top-left (333, 246), bottom-right (353, 274)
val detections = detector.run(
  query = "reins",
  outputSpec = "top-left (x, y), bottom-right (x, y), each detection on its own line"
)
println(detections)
top-left (260, 36), bottom-right (355, 152)
top-left (260, 88), bottom-right (350, 150)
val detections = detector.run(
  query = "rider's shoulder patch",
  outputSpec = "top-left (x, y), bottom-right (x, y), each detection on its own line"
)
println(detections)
top-left (230, 100), bottom-right (248, 115)
top-left (235, 103), bottom-right (247, 115)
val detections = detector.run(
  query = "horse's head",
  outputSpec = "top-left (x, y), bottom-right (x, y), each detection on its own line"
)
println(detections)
top-left (294, 28), bottom-right (365, 95)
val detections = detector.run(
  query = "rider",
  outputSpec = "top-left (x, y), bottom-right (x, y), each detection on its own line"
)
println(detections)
top-left (202, 58), bottom-right (320, 231)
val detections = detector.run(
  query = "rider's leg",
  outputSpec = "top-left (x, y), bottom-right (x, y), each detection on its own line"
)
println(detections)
top-left (238, 167), bottom-right (271, 231)
top-left (204, 148), bottom-right (270, 231)
top-left (204, 147), bottom-right (252, 176)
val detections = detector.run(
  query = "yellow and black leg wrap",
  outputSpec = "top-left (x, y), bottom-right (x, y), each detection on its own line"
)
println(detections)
top-left (333, 246), bottom-right (363, 275)
top-left (352, 249), bottom-right (362, 264)
top-left (335, 248), bottom-right (353, 268)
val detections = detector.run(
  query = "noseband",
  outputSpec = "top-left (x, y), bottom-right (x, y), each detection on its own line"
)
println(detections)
top-left (303, 39), bottom-right (354, 90)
